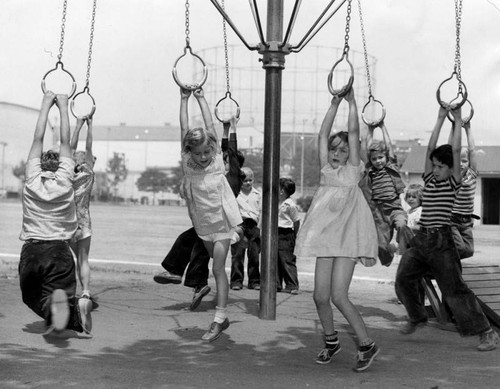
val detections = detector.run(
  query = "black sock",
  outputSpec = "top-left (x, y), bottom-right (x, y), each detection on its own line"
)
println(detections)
top-left (359, 342), bottom-right (374, 352)
top-left (325, 332), bottom-right (339, 349)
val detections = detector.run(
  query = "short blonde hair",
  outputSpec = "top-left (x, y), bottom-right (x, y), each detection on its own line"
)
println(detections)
top-left (182, 128), bottom-right (217, 154)
top-left (405, 183), bottom-right (423, 205)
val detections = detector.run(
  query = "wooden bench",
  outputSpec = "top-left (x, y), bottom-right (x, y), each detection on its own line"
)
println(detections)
top-left (422, 264), bottom-right (500, 328)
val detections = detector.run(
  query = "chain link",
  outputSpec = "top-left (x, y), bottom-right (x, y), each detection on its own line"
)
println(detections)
top-left (357, 0), bottom-right (372, 97)
top-left (222, 0), bottom-right (230, 93)
top-left (57, 0), bottom-right (68, 61)
top-left (185, 0), bottom-right (191, 47)
top-left (85, 0), bottom-right (98, 88)
top-left (343, 0), bottom-right (352, 54)
top-left (454, 0), bottom-right (463, 82)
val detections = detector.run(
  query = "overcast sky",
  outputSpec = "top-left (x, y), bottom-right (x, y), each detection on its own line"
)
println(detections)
top-left (1, 0), bottom-right (500, 145)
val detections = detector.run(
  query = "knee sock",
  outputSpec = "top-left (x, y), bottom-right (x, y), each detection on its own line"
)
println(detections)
top-left (214, 306), bottom-right (227, 324)
top-left (324, 331), bottom-right (339, 349)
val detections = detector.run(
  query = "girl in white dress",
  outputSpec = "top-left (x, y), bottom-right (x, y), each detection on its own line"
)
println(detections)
top-left (295, 88), bottom-right (379, 372)
top-left (179, 87), bottom-right (242, 342)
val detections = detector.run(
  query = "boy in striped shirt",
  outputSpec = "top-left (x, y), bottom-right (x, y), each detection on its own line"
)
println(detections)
top-left (395, 106), bottom-right (499, 351)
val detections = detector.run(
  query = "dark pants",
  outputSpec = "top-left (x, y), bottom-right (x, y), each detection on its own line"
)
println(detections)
top-left (370, 201), bottom-right (407, 266)
top-left (395, 227), bottom-right (490, 336)
top-left (276, 228), bottom-right (299, 291)
top-left (161, 227), bottom-right (210, 288)
top-left (451, 213), bottom-right (475, 260)
top-left (18, 240), bottom-right (81, 330)
top-left (230, 219), bottom-right (261, 288)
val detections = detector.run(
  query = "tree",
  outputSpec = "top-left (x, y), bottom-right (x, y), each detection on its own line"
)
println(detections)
top-left (289, 141), bottom-right (320, 192)
top-left (165, 163), bottom-right (183, 194)
top-left (136, 168), bottom-right (169, 204)
top-left (12, 160), bottom-right (26, 183)
top-left (106, 152), bottom-right (128, 201)
top-left (12, 160), bottom-right (27, 196)
top-left (242, 150), bottom-right (264, 186)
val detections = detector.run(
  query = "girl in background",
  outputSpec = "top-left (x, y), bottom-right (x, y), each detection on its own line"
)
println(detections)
top-left (295, 88), bottom-right (379, 372)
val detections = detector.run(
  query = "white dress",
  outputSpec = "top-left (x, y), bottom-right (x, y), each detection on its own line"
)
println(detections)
top-left (181, 151), bottom-right (242, 240)
top-left (295, 161), bottom-right (378, 266)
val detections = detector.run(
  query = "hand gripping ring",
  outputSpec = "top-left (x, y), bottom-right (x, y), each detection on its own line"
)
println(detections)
top-left (172, 46), bottom-right (208, 91)
top-left (214, 91), bottom-right (241, 123)
top-left (436, 71), bottom-right (468, 111)
top-left (362, 95), bottom-right (386, 127)
top-left (41, 61), bottom-right (77, 98)
top-left (447, 98), bottom-right (474, 126)
top-left (70, 86), bottom-right (96, 119)
top-left (327, 53), bottom-right (354, 98)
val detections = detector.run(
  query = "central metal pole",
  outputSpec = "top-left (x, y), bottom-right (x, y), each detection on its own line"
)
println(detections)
top-left (259, 0), bottom-right (286, 320)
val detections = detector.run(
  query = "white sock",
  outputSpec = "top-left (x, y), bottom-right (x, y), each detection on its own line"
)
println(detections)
top-left (214, 306), bottom-right (227, 324)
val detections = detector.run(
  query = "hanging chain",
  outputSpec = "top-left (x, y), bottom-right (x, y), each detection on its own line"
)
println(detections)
top-left (342, 0), bottom-right (352, 55)
top-left (57, 0), bottom-right (68, 61)
top-left (454, 0), bottom-right (463, 83)
top-left (357, 0), bottom-right (372, 97)
top-left (184, 0), bottom-right (191, 48)
top-left (222, 0), bottom-right (230, 93)
top-left (85, 0), bottom-right (97, 88)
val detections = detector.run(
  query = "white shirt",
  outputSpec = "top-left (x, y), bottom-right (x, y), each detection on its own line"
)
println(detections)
top-left (20, 157), bottom-right (77, 241)
top-left (278, 197), bottom-right (300, 229)
top-left (236, 187), bottom-right (261, 223)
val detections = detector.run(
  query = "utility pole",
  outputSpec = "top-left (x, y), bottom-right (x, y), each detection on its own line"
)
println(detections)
top-left (0, 141), bottom-right (7, 196)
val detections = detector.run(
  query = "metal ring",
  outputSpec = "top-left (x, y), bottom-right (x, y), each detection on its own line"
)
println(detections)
top-left (361, 96), bottom-right (386, 126)
top-left (70, 86), bottom-right (96, 119)
top-left (436, 71), bottom-right (468, 110)
top-left (172, 46), bottom-right (208, 91)
top-left (447, 99), bottom-right (474, 126)
top-left (327, 53), bottom-right (354, 98)
top-left (41, 61), bottom-right (77, 98)
top-left (214, 91), bottom-right (241, 123)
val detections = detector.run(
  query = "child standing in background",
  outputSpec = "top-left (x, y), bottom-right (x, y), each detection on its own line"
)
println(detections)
top-left (179, 87), bottom-right (242, 342)
top-left (398, 183), bottom-right (423, 254)
top-left (276, 177), bottom-right (300, 294)
top-left (295, 88), bottom-right (379, 372)
top-left (70, 114), bottom-right (96, 313)
top-left (230, 167), bottom-right (261, 291)
top-left (361, 122), bottom-right (407, 266)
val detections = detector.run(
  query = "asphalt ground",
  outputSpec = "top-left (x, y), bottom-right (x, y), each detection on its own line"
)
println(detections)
top-left (1, 201), bottom-right (500, 388)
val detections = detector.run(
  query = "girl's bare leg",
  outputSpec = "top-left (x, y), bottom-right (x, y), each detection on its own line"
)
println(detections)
top-left (330, 257), bottom-right (370, 343)
top-left (313, 257), bottom-right (335, 334)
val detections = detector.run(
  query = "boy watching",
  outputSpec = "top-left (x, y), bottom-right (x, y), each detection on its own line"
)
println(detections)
top-left (230, 167), bottom-right (261, 290)
top-left (277, 177), bottom-right (301, 294)
top-left (395, 106), bottom-right (499, 351)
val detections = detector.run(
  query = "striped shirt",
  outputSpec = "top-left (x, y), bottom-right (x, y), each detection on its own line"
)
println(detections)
top-left (452, 167), bottom-right (478, 215)
top-left (370, 167), bottom-right (398, 201)
top-left (419, 173), bottom-right (461, 228)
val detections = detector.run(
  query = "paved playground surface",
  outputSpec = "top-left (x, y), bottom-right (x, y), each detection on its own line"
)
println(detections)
top-left (1, 202), bottom-right (499, 388)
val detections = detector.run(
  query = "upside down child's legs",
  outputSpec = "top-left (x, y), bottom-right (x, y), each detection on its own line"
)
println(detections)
top-left (74, 237), bottom-right (92, 295)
